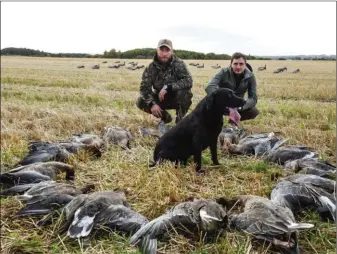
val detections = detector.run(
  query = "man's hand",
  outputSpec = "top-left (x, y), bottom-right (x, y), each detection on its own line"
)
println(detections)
top-left (159, 85), bottom-right (168, 102)
top-left (151, 104), bottom-right (162, 118)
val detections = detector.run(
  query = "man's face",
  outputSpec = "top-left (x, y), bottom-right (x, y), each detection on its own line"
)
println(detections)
top-left (157, 46), bottom-right (172, 63)
top-left (231, 57), bottom-right (246, 74)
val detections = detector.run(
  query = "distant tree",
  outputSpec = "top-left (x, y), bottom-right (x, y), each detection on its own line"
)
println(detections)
top-left (0, 47), bottom-right (277, 60)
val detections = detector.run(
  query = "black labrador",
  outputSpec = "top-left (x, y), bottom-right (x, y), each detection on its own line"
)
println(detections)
top-left (149, 88), bottom-right (246, 173)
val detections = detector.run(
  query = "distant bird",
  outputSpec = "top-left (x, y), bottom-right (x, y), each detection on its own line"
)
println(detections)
top-left (211, 64), bottom-right (221, 69)
top-left (77, 65), bottom-right (85, 69)
top-left (257, 65), bottom-right (266, 71)
top-left (108, 64), bottom-right (120, 69)
top-left (273, 67), bottom-right (287, 74)
top-left (271, 174), bottom-right (336, 221)
top-left (197, 63), bottom-right (204, 68)
top-left (265, 145), bottom-right (318, 165)
top-left (92, 64), bottom-right (100, 69)
top-left (126, 66), bottom-right (138, 71)
top-left (292, 69), bottom-right (300, 73)
top-left (229, 195), bottom-right (314, 254)
top-left (129, 198), bottom-right (228, 254)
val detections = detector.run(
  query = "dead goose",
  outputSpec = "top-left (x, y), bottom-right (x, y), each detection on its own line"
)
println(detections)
top-left (0, 182), bottom-right (42, 197)
top-left (265, 145), bottom-right (318, 165)
top-left (138, 127), bottom-right (163, 139)
top-left (218, 127), bottom-right (245, 149)
top-left (283, 174), bottom-right (335, 194)
top-left (0, 170), bottom-right (52, 187)
top-left (63, 190), bottom-right (136, 239)
top-left (138, 122), bottom-right (171, 139)
top-left (284, 158), bottom-right (336, 178)
top-left (102, 126), bottom-right (132, 149)
top-left (18, 181), bottom-right (95, 200)
top-left (11, 162), bottom-right (74, 180)
top-left (229, 195), bottom-right (314, 254)
top-left (17, 137), bottom-right (103, 166)
top-left (270, 175), bottom-right (336, 221)
top-left (16, 182), bottom-right (95, 218)
top-left (86, 204), bottom-right (149, 237)
top-left (228, 132), bottom-right (288, 157)
top-left (129, 198), bottom-right (228, 254)
top-left (16, 141), bottom-right (71, 166)
top-left (0, 161), bottom-right (75, 187)
top-left (69, 134), bottom-right (105, 147)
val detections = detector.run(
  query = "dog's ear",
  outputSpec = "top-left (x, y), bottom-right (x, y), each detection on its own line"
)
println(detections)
top-left (205, 90), bottom-right (217, 111)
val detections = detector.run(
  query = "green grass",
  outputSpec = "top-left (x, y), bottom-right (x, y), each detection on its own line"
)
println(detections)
top-left (0, 56), bottom-right (336, 254)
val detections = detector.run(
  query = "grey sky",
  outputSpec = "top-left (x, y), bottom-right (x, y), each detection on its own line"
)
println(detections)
top-left (1, 2), bottom-right (336, 56)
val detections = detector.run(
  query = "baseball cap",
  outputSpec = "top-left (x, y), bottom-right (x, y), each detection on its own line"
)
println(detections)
top-left (157, 39), bottom-right (173, 50)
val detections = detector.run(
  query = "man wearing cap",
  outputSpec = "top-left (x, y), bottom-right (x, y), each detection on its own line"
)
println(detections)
top-left (205, 52), bottom-right (259, 127)
top-left (136, 39), bottom-right (193, 128)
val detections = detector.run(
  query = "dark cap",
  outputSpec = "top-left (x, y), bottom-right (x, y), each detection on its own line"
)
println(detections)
top-left (157, 39), bottom-right (173, 50)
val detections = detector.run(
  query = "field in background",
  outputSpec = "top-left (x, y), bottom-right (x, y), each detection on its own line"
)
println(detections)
top-left (1, 56), bottom-right (336, 254)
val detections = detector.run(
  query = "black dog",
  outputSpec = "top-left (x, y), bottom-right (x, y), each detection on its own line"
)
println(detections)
top-left (149, 88), bottom-right (246, 173)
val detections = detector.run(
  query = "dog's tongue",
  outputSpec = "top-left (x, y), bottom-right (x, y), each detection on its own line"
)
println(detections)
top-left (228, 107), bottom-right (241, 125)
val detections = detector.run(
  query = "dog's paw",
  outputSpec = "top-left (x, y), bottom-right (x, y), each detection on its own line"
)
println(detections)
top-left (212, 161), bottom-right (221, 166)
top-left (149, 161), bottom-right (157, 167)
top-left (196, 168), bottom-right (206, 176)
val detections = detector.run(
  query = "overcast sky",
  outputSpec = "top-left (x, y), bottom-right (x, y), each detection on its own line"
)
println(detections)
top-left (1, 2), bottom-right (336, 56)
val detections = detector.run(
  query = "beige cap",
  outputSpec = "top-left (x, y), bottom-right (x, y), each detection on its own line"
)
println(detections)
top-left (157, 39), bottom-right (173, 50)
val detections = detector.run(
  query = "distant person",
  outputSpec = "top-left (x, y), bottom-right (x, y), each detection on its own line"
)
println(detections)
top-left (136, 39), bottom-right (193, 129)
top-left (205, 52), bottom-right (259, 126)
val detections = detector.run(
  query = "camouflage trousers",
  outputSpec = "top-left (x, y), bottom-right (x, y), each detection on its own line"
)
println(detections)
top-left (136, 89), bottom-right (193, 124)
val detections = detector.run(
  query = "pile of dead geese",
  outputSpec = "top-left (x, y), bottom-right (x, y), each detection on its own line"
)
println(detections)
top-left (1, 124), bottom-right (335, 254)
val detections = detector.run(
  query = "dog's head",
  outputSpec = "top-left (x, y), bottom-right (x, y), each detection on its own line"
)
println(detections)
top-left (206, 88), bottom-right (246, 113)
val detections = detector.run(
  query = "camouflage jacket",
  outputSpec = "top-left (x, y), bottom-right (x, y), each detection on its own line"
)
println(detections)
top-left (205, 66), bottom-right (258, 111)
top-left (139, 54), bottom-right (193, 106)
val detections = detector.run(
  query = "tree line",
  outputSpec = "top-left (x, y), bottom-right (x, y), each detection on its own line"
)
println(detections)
top-left (1, 47), bottom-right (270, 60)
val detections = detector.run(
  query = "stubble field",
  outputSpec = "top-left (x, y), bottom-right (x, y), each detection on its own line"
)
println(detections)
top-left (1, 56), bottom-right (336, 254)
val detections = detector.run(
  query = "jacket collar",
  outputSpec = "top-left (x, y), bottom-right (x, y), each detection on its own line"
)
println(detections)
top-left (153, 53), bottom-right (176, 69)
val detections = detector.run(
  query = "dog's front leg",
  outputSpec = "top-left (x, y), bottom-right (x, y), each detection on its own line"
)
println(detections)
top-left (192, 138), bottom-right (203, 172)
top-left (210, 137), bottom-right (220, 165)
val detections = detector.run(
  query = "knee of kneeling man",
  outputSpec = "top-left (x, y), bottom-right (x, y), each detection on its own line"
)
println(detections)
top-left (252, 108), bottom-right (260, 118)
